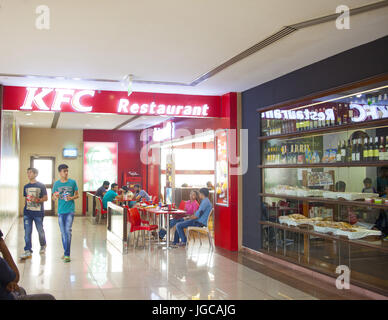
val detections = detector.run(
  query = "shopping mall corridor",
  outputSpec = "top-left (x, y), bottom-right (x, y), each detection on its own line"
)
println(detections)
top-left (3, 217), bottom-right (348, 300)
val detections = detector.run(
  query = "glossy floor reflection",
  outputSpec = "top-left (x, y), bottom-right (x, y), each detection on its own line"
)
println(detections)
top-left (5, 217), bottom-right (318, 300)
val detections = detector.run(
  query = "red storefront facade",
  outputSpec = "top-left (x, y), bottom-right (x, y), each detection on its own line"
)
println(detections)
top-left (2, 86), bottom-right (240, 251)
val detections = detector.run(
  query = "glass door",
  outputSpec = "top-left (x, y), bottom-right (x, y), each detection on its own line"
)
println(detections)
top-left (30, 156), bottom-right (55, 216)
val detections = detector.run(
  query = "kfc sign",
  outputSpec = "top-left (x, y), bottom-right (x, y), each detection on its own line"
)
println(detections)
top-left (3, 86), bottom-right (221, 118)
top-left (20, 87), bottom-right (95, 112)
top-left (349, 103), bottom-right (388, 122)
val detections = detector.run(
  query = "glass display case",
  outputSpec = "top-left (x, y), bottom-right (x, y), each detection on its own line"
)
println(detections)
top-left (258, 78), bottom-right (388, 295)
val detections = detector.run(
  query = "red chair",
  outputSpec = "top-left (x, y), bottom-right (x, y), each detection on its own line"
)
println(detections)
top-left (96, 197), bottom-right (107, 217)
top-left (178, 200), bottom-right (186, 210)
top-left (152, 195), bottom-right (158, 203)
top-left (127, 207), bottom-right (158, 248)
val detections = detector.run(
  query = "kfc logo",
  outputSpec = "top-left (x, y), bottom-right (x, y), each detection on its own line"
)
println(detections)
top-left (20, 87), bottom-right (95, 112)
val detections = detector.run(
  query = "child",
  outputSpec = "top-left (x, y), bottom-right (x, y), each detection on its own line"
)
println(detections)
top-left (362, 177), bottom-right (377, 193)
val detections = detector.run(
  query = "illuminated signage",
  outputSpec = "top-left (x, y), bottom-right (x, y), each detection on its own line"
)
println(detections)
top-left (117, 99), bottom-right (210, 117)
top-left (262, 104), bottom-right (388, 123)
top-left (20, 87), bottom-right (94, 112)
top-left (153, 122), bottom-right (175, 142)
top-left (3, 86), bottom-right (220, 118)
top-left (63, 148), bottom-right (78, 158)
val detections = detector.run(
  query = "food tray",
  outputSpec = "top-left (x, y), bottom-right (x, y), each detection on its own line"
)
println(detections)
top-left (334, 228), bottom-right (381, 240)
top-left (336, 192), bottom-right (379, 201)
top-left (307, 190), bottom-right (324, 197)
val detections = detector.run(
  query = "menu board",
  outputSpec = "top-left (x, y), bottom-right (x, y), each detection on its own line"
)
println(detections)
top-left (215, 130), bottom-right (229, 206)
top-left (83, 142), bottom-right (118, 191)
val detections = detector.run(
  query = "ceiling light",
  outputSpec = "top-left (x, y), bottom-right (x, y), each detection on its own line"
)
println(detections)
top-left (25, 113), bottom-right (32, 116)
top-left (356, 94), bottom-right (362, 98)
top-left (26, 122), bottom-right (34, 125)
top-left (94, 115), bottom-right (101, 118)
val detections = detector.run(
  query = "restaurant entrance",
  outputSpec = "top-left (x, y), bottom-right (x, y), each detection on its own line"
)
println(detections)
top-left (30, 156), bottom-right (55, 216)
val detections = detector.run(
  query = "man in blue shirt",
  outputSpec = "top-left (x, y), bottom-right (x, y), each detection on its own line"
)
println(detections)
top-left (134, 184), bottom-right (150, 202)
top-left (174, 188), bottom-right (212, 246)
top-left (102, 183), bottom-right (119, 209)
top-left (20, 167), bottom-right (48, 260)
top-left (53, 164), bottom-right (79, 263)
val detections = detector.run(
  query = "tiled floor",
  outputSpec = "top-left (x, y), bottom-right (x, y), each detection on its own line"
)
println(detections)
top-left (3, 216), bottom-right (337, 300)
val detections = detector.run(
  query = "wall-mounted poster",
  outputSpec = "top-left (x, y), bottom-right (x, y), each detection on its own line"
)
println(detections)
top-left (215, 130), bottom-right (229, 207)
top-left (84, 142), bottom-right (118, 191)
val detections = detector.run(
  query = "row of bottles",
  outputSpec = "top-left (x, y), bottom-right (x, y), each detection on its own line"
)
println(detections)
top-left (262, 104), bottom-right (353, 136)
top-left (264, 136), bottom-right (388, 165)
top-left (264, 143), bottom-right (320, 164)
top-left (337, 135), bottom-right (388, 163)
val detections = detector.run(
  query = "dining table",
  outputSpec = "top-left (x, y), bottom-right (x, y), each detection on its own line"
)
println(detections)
top-left (145, 207), bottom-right (188, 248)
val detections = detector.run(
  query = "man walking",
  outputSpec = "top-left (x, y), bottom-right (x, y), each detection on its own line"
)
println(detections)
top-left (53, 164), bottom-right (79, 263)
top-left (20, 168), bottom-right (48, 260)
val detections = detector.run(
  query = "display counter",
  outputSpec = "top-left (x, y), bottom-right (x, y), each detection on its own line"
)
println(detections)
top-left (258, 78), bottom-right (388, 295)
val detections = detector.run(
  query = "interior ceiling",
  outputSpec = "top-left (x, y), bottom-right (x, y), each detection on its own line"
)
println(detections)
top-left (13, 111), bottom-right (170, 130)
top-left (0, 1), bottom-right (387, 96)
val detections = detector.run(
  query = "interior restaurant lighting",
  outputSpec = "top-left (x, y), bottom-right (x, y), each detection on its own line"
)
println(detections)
top-left (290, 84), bottom-right (388, 111)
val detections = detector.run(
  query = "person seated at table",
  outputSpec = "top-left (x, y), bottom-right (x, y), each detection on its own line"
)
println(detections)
top-left (158, 191), bottom-right (200, 241)
top-left (96, 181), bottom-right (110, 198)
top-left (102, 183), bottom-right (119, 209)
top-left (120, 186), bottom-right (134, 199)
top-left (133, 184), bottom-right (150, 202)
top-left (174, 188), bottom-right (212, 247)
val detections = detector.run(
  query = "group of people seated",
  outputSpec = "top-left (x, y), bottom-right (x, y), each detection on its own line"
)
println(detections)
top-left (95, 181), bottom-right (150, 210)
top-left (96, 180), bottom-right (213, 247)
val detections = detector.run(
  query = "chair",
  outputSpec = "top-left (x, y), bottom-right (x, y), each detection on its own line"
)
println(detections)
top-left (178, 200), bottom-right (186, 210)
top-left (127, 207), bottom-right (158, 248)
top-left (187, 209), bottom-right (214, 249)
top-left (95, 197), bottom-right (107, 224)
top-left (152, 195), bottom-right (158, 203)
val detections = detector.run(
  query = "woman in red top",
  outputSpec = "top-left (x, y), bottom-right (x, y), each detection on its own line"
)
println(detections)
top-left (159, 191), bottom-right (200, 241)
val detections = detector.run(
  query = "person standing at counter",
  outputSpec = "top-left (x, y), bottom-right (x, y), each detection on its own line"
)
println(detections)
top-left (102, 183), bottom-right (119, 209)
top-left (52, 164), bottom-right (79, 263)
top-left (96, 181), bottom-right (110, 198)
top-left (20, 168), bottom-right (48, 260)
top-left (134, 184), bottom-right (150, 202)
top-left (174, 188), bottom-right (212, 247)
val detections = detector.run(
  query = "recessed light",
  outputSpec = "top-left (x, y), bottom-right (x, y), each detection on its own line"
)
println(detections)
top-left (25, 113), bottom-right (32, 116)
top-left (356, 94), bottom-right (362, 98)
top-left (94, 115), bottom-right (101, 118)
top-left (26, 122), bottom-right (34, 125)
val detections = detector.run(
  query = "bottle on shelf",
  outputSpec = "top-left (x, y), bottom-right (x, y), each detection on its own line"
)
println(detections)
top-left (363, 137), bottom-right (369, 162)
top-left (337, 104), bottom-right (342, 126)
top-left (374, 136), bottom-right (379, 161)
top-left (368, 137), bottom-right (374, 162)
top-left (348, 104), bottom-right (354, 123)
top-left (345, 140), bottom-right (351, 163)
top-left (385, 136), bottom-right (388, 161)
top-left (341, 140), bottom-right (349, 162)
top-left (356, 138), bottom-right (362, 162)
top-left (379, 136), bottom-right (385, 161)
top-left (325, 107), bottom-right (330, 127)
top-left (313, 109), bottom-right (318, 128)
top-left (351, 139), bottom-right (357, 162)
top-left (336, 140), bottom-right (342, 162)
